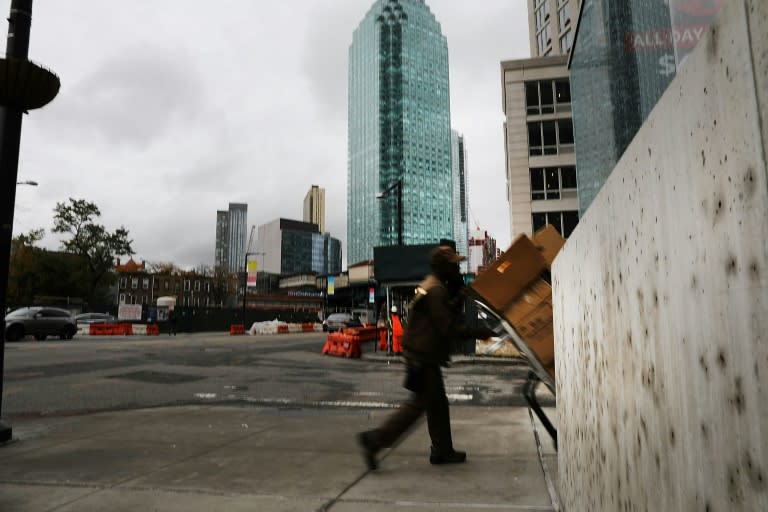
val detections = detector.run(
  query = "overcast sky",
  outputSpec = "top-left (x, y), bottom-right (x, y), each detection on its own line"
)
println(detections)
top-left (9, 0), bottom-right (530, 269)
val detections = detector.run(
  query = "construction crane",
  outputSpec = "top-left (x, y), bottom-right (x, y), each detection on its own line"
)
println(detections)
top-left (246, 225), bottom-right (256, 254)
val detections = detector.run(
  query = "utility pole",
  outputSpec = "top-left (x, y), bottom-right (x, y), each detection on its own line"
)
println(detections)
top-left (0, 0), bottom-right (60, 442)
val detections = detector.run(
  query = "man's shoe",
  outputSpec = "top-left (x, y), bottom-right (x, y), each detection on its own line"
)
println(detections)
top-left (429, 448), bottom-right (466, 465)
top-left (357, 430), bottom-right (379, 470)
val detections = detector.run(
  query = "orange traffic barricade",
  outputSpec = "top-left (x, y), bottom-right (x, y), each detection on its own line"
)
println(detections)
top-left (322, 332), bottom-right (361, 358)
top-left (89, 323), bottom-right (114, 335)
top-left (230, 324), bottom-right (245, 335)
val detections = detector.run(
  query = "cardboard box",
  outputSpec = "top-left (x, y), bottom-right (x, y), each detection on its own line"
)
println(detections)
top-left (502, 278), bottom-right (551, 326)
top-left (503, 277), bottom-right (555, 381)
top-left (470, 234), bottom-right (546, 312)
top-left (532, 224), bottom-right (565, 269)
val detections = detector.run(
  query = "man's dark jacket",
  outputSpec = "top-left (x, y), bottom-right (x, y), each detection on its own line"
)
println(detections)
top-left (402, 274), bottom-right (489, 366)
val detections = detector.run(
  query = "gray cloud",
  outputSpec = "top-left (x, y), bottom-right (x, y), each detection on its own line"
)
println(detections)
top-left (47, 45), bottom-right (205, 148)
top-left (10, 0), bottom-right (531, 270)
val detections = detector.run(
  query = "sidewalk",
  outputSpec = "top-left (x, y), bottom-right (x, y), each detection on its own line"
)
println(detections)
top-left (0, 403), bottom-right (558, 511)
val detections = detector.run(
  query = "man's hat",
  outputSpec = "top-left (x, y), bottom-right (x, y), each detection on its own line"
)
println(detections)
top-left (431, 245), bottom-right (466, 266)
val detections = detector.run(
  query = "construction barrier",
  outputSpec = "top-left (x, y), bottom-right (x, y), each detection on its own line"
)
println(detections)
top-left (146, 324), bottom-right (160, 336)
top-left (341, 326), bottom-right (379, 342)
top-left (88, 323), bottom-right (113, 335)
top-left (277, 324), bottom-right (289, 334)
top-left (230, 324), bottom-right (245, 335)
top-left (114, 323), bottom-right (133, 336)
top-left (378, 329), bottom-right (387, 351)
top-left (321, 332), bottom-right (362, 358)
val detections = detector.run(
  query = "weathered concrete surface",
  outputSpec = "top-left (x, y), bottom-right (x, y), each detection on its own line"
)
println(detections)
top-left (553, 1), bottom-right (768, 510)
top-left (0, 405), bottom-right (556, 512)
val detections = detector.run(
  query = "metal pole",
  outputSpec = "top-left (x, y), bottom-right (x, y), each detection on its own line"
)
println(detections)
top-left (241, 254), bottom-right (248, 327)
top-left (396, 179), bottom-right (403, 246)
top-left (0, 0), bottom-right (34, 444)
top-left (386, 286), bottom-right (393, 355)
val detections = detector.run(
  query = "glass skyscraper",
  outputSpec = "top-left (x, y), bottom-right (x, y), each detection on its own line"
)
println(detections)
top-left (570, 0), bottom-right (727, 215)
top-left (347, 0), bottom-right (452, 265)
top-left (214, 203), bottom-right (247, 273)
top-left (451, 130), bottom-right (469, 268)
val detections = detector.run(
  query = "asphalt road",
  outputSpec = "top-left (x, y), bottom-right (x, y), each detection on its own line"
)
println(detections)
top-left (1, 332), bottom-right (535, 419)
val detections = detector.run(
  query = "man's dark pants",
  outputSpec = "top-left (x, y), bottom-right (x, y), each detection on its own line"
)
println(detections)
top-left (378, 363), bottom-right (453, 454)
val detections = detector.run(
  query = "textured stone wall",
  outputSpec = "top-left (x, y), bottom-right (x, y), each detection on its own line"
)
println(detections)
top-left (553, 1), bottom-right (768, 510)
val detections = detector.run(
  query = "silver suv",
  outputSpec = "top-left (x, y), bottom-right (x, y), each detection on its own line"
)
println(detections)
top-left (4, 307), bottom-right (77, 341)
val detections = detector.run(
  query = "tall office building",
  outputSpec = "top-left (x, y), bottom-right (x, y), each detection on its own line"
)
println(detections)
top-left (450, 130), bottom-right (469, 267)
top-left (257, 219), bottom-right (342, 276)
top-left (347, 0), bottom-right (453, 265)
top-left (214, 203), bottom-right (248, 273)
top-left (227, 203), bottom-right (248, 273)
top-left (214, 210), bottom-right (229, 270)
top-left (303, 185), bottom-right (326, 234)
top-left (569, 1), bottom-right (727, 214)
top-left (500, 1), bottom-right (581, 242)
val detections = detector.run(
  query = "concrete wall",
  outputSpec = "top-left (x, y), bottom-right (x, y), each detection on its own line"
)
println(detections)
top-left (552, 1), bottom-right (768, 510)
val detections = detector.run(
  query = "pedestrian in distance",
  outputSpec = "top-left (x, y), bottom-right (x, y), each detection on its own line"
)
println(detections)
top-left (357, 245), bottom-right (495, 470)
top-left (168, 307), bottom-right (177, 336)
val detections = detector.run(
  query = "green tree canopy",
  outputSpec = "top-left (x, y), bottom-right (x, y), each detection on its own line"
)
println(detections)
top-left (52, 198), bottom-right (134, 303)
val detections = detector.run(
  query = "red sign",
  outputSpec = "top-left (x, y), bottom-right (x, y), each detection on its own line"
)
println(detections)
top-left (672, 0), bottom-right (728, 17)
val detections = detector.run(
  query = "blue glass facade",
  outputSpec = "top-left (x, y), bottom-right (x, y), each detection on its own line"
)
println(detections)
top-left (279, 220), bottom-right (341, 276)
top-left (348, 0), bottom-right (452, 265)
top-left (570, 0), bottom-right (727, 215)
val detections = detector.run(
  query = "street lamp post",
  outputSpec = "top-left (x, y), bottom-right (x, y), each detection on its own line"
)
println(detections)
top-left (376, 179), bottom-right (403, 246)
top-left (0, 0), bottom-right (60, 444)
top-left (376, 179), bottom-right (403, 355)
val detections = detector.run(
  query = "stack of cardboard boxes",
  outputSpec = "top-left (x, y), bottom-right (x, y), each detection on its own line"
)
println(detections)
top-left (470, 225), bottom-right (565, 381)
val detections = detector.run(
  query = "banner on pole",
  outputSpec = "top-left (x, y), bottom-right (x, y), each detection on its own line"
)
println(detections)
top-left (327, 276), bottom-right (335, 296)
top-left (246, 255), bottom-right (258, 287)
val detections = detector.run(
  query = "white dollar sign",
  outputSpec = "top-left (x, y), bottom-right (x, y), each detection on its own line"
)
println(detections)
top-left (658, 55), bottom-right (676, 77)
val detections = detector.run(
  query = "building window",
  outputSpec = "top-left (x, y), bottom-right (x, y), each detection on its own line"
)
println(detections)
top-left (131, 277), bottom-right (138, 289)
top-left (531, 166), bottom-right (578, 200)
top-left (532, 210), bottom-right (579, 238)
top-left (142, 295), bottom-right (148, 305)
top-left (164, 280), bottom-right (169, 290)
top-left (536, 23), bottom-right (552, 55)
top-left (525, 80), bottom-right (571, 115)
top-left (560, 29), bottom-right (573, 53)
top-left (555, 79), bottom-right (571, 104)
top-left (153, 279), bottom-right (159, 290)
top-left (119, 277), bottom-right (127, 289)
top-left (119, 293), bottom-right (126, 304)
top-left (558, 1), bottom-right (571, 31)
top-left (175, 281), bottom-right (180, 292)
top-left (528, 119), bottom-right (575, 155)
top-left (142, 278), bottom-right (149, 290)
top-left (184, 280), bottom-right (191, 291)
top-left (194, 280), bottom-right (201, 291)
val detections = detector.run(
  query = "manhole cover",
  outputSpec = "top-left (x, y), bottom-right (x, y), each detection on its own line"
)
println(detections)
top-left (107, 370), bottom-right (206, 384)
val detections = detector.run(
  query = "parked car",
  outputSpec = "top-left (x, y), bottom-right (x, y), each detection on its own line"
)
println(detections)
top-left (323, 313), bottom-right (362, 332)
top-left (74, 312), bottom-right (117, 325)
top-left (4, 307), bottom-right (77, 341)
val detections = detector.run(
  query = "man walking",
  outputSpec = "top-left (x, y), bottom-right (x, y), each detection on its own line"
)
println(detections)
top-left (357, 245), bottom-right (494, 469)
